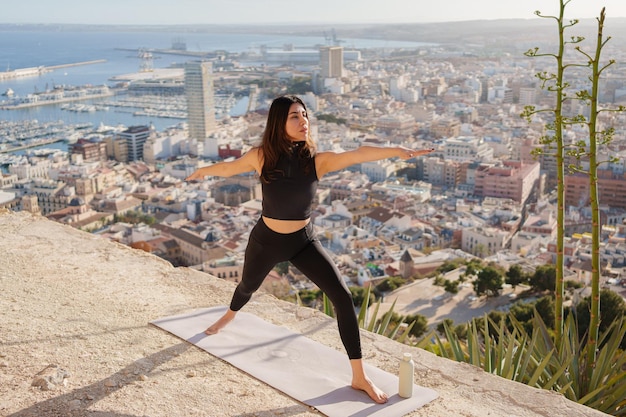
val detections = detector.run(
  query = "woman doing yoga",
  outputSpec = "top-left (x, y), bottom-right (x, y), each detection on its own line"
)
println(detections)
top-left (186, 94), bottom-right (434, 403)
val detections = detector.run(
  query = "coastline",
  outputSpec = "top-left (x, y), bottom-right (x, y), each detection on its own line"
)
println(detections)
top-left (0, 59), bottom-right (107, 81)
top-left (0, 90), bottom-right (117, 110)
top-left (0, 137), bottom-right (66, 154)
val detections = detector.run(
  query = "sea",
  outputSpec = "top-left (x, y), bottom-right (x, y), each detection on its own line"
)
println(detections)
top-left (0, 28), bottom-right (428, 152)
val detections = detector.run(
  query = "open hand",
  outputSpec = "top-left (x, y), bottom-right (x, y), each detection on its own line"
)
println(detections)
top-left (399, 147), bottom-right (436, 160)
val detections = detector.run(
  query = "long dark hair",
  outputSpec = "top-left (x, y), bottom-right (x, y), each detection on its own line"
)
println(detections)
top-left (259, 95), bottom-right (316, 183)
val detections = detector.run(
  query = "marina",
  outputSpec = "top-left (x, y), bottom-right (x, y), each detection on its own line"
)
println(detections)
top-left (0, 29), bottom-right (424, 163)
top-left (0, 119), bottom-right (92, 154)
top-left (0, 84), bottom-right (119, 110)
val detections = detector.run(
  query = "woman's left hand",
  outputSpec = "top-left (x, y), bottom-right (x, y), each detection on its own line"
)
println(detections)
top-left (399, 147), bottom-right (436, 160)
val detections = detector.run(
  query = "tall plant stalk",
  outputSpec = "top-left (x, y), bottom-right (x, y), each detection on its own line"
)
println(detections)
top-left (521, 0), bottom-right (581, 345)
top-left (583, 7), bottom-right (604, 379)
top-left (522, 0), bottom-right (625, 383)
top-left (567, 8), bottom-right (624, 380)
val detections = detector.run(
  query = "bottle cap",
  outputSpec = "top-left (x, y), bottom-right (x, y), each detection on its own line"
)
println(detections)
top-left (403, 353), bottom-right (412, 360)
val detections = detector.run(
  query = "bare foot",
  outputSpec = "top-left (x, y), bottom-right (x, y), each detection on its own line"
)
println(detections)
top-left (351, 377), bottom-right (389, 404)
top-left (349, 359), bottom-right (388, 404)
top-left (204, 309), bottom-right (237, 335)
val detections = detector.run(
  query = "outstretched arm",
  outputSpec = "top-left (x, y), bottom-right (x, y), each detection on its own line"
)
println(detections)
top-left (316, 146), bottom-right (434, 178)
top-left (185, 148), bottom-right (261, 181)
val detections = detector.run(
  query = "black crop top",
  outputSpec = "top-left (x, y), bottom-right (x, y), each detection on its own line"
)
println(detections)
top-left (261, 143), bottom-right (318, 221)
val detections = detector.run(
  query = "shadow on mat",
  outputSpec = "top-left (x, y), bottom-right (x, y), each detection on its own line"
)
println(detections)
top-left (7, 343), bottom-right (191, 417)
top-left (155, 308), bottom-right (338, 364)
top-left (233, 404), bottom-right (317, 417)
top-left (306, 387), bottom-right (411, 417)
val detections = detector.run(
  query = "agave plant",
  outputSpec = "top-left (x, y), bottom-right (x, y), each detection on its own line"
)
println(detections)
top-left (317, 286), bottom-right (418, 344)
top-left (310, 281), bottom-right (625, 414)
top-left (417, 309), bottom-right (626, 415)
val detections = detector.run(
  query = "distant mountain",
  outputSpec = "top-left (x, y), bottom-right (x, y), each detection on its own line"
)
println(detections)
top-left (2, 18), bottom-right (625, 46)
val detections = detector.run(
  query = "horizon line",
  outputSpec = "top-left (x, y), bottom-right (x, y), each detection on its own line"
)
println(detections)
top-left (2, 17), bottom-right (626, 27)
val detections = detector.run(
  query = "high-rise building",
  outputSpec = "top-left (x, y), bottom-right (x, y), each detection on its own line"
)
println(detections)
top-left (117, 125), bottom-right (151, 162)
top-left (319, 46), bottom-right (343, 78)
top-left (519, 87), bottom-right (537, 105)
top-left (184, 61), bottom-right (216, 149)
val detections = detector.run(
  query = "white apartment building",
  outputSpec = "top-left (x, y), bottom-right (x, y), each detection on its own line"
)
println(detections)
top-left (203, 256), bottom-right (243, 280)
top-left (316, 213), bottom-right (352, 230)
top-left (519, 87), bottom-right (537, 105)
top-left (487, 85), bottom-right (513, 104)
top-left (371, 180), bottom-right (432, 203)
top-left (361, 159), bottom-right (398, 182)
top-left (422, 157), bottom-right (460, 188)
top-left (0, 173), bottom-right (18, 188)
top-left (30, 180), bottom-right (74, 215)
top-left (359, 206), bottom-right (410, 237)
top-left (510, 232), bottom-right (546, 257)
top-left (462, 226), bottom-right (511, 257)
top-left (376, 114), bottom-right (416, 132)
top-left (443, 136), bottom-right (494, 162)
top-left (143, 130), bottom-right (187, 164)
top-left (390, 75), bottom-right (420, 103)
top-left (9, 159), bottom-right (52, 180)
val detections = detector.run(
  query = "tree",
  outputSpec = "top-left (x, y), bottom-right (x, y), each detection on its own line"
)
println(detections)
top-left (505, 264), bottom-right (528, 288)
top-left (483, 310), bottom-right (506, 340)
top-left (575, 289), bottom-right (626, 349)
top-left (375, 276), bottom-right (405, 293)
top-left (316, 113), bottom-right (347, 125)
top-left (403, 313), bottom-right (429, 338)
top-left (286, 76), bottom-right (312, 94)
top-left (433, 274), bottom-right (446, 286)
top-left (529, 264), bottom-right (557, 292)
top-left (298, 289), bottom-right (324, 307)
top-left (463, 258), bottom-right (483, 279)
top-left (443, 279), bottom-right (460, 294)
top-left (274, 261), bottom-right (289, 276)
top-left (350, 286), bottom-right (377, 307)
top-left (437, 258), bottom-right (465, 274)
top-left (473, 266), bottom-right (503, 297)
top-left (436, 318), bottom-right (454, 335)
top-left (505, 296), bottom-right (556, 335)
top-left (473, 243), bottom-right (488, 258)
top-left (298, 289), bottom-right (322, 307)
top-left (509, 302), bottom-right (536, 334)
top-left (534, 296), bottom-right (556, 329)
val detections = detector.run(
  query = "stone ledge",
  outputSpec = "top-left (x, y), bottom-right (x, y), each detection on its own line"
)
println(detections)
top-left (0, 211), bottom-right (608, 416)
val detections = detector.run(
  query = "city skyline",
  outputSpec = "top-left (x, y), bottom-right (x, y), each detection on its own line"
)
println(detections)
top-left (3, 0), bottom-right (626, 25)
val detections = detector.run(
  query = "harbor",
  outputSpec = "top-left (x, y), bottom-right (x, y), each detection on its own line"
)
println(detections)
top-left (0, 119), bottom-right (92, 155)
top-left (0, 84), bottom-right (120, 110)
top-left (0, 59), bottom-right (107, 81)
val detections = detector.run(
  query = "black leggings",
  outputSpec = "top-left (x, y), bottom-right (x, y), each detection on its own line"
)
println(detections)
top-left (230, 217), bottom-right (362, 359)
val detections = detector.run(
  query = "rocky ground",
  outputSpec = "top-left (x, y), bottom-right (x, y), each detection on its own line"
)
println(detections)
top-left (0, 211), bottom-right (609, 417)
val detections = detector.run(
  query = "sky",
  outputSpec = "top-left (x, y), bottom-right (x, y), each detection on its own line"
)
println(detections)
top-left (3, 0), bottom-right (626, 25)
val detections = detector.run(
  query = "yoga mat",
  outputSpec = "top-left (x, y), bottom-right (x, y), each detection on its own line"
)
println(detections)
top-left (151, 307), bottom-right (438, 417)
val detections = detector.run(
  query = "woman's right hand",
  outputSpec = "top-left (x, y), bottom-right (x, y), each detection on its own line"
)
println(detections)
top-left (185, 171), bottom-right (205, 182)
